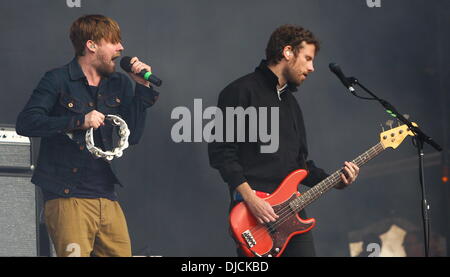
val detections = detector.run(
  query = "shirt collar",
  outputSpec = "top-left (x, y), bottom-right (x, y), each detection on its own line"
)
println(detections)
top-left (276, 84), bottom-right (288, 101)
top-left (255, 60), bottom-right (299, 94)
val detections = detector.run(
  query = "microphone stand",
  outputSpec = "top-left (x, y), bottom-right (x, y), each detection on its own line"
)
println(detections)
top-left (345, 77), bottom-right (442, 257)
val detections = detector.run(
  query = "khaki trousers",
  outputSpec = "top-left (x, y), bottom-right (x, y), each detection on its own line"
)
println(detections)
top-left (44, 198), bottom-right (131, 257)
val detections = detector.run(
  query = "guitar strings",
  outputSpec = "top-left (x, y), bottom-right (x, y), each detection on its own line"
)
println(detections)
top-left (245, 144), bottom-right (383, 248)
top-left (245, 173), bottom-right (343, 244)
top-left (259, 143), bottom-right (382, 231)
top-left (246, 172), bottom-right (344, 243)
top-left (246, 172), bottom-right (356, 246)
top-left (247, 144), bottom-right (381, 243)
top-left (242, 144), bottom-right (384, 251)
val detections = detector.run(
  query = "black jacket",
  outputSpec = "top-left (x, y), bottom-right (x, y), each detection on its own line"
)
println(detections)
top-left (16, 58), bottom-right (159, 196)
top-left (208, 60), bottom-right (328, 195)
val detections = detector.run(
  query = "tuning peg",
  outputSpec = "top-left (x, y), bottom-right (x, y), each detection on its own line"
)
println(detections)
top-left (385, 119), bottom-right (394, 129)
top-left (403, 114), bottom-right (410, 120)
top-left (380, 123), bottom-right (385, 132)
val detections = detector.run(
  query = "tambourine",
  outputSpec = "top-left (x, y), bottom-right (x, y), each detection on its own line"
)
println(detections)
top-left (85, 114), bottom-right (130, 161)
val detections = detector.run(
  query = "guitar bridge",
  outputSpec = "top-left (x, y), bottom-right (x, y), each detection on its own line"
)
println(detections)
top-left (242, 230), bottom-right (256, 248)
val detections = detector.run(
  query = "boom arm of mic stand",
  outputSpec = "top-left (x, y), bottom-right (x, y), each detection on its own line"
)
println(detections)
top-left (353, 81), bottom-right (442, 152)
top-left (346, 76), bottom-right (442, 257)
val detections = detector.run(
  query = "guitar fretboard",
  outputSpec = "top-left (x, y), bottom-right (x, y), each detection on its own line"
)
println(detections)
top-left (290, 142), bottom-right (385, 212)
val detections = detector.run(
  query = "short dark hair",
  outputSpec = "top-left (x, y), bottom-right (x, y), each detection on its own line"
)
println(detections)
top-left (70, 14), bottom-right (122, 57)
top-left (265, 24), bottom-right (320, 64)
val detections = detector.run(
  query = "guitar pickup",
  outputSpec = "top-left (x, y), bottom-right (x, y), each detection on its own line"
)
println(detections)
top-left (242, 230), bottom-right (257, 248)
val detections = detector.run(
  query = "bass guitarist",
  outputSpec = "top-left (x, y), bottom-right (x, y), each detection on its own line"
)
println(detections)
top-left (208, 24), bottom-right (359, 257)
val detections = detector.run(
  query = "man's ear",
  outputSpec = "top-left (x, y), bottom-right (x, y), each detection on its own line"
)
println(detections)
top-left (282, 45), bottom-right (294, 61)
top-left (86, 40), bottom-right (97, 53)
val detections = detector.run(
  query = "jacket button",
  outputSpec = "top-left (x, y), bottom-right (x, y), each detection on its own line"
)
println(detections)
top-left (116, 98), bottom-right (121, 103)
top-left (64, 188), bottom-right (70, 194)
top-left (89, 102), bottom-right (94, 107)
top-left (72, 168), bottom-right (78, 173)
top-left (68, 103), bottom-right (74, 108)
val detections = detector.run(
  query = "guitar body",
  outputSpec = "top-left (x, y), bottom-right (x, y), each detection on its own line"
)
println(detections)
top-left (229, 169), bottom-right (316, 257)
top-left (228, 123), bottom-right (416, 257)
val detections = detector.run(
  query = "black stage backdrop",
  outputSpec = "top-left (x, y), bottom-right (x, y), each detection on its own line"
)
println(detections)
top-left (0, 0), bottom-right (448, 256)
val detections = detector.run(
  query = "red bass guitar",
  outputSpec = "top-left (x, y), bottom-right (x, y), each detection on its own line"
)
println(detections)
top-left (229, 123), bottom-right (416, 257)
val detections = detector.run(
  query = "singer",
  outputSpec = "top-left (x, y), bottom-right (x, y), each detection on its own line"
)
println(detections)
top-left (208, 25), bottom-right (360, 257)
top-left (15, 14), bottom-right (160, 257)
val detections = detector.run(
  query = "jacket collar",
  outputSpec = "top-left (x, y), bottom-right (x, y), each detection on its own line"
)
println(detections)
top-left (68, 57), bottom-right (119, 81)
top-left (255, 60), bottom-right (298, 93)
top-left (68, 57), bottom-right (86, 81)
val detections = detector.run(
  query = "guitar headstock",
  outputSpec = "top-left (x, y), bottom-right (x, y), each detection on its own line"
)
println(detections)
top-left (380, 122), bottom-right (417, 149)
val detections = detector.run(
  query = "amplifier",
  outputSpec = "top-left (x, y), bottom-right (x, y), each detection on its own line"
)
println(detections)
top-left (0, 126), bottom-right (33, 171)
top-left (0, 125), bottom-right (41, 256)
top-left (0, 176), bottom-right (38, 256)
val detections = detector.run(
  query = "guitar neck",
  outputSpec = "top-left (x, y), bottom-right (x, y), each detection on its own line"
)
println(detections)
top-left (290, 142), bottom-right (386, 212)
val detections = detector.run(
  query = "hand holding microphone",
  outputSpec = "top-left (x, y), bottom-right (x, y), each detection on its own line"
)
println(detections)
top-left (120, 56), bottom-right (162, 87)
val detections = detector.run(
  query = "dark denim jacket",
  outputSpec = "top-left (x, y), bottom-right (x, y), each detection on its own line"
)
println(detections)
top-left (16, 58), bottom-right (159, 196)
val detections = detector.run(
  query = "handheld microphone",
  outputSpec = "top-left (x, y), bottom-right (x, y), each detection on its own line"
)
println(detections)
top-left (120, 56), bottom-right (162, 87)
top-left (329, 63), bottom-right (355, 92)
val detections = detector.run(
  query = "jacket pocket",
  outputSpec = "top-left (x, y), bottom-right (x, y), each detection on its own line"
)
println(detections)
top-left (59, 91), bottom-right (84, 114)
top-left (104, 93), bottom-right (122, 108)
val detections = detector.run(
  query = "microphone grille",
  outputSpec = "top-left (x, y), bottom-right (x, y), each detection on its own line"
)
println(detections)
top-left (120, 56), bottom-right (133, 72)
top-left (329, 63), bottom-right (339, 73)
